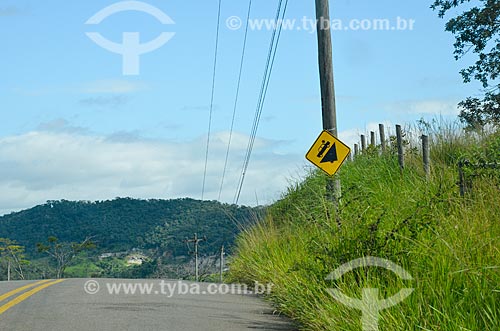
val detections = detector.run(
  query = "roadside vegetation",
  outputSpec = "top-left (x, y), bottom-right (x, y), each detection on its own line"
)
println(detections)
top-left (228, 122), bottom-right (500, 330)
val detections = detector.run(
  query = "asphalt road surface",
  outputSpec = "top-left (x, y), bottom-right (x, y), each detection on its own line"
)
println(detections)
top-left (0, 279), bottom-right (297, 331)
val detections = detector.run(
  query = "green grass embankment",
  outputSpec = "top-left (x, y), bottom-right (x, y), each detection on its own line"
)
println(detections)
top-left (229, 126), bottom-right (500, 330)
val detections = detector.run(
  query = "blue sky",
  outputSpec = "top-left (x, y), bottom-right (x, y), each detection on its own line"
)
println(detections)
top-left (0, 0), bottom-right (481, 214)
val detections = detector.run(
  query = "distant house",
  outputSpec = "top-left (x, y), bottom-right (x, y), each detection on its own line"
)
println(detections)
top-left (99, 251), bottom-right (128, 260)
top-left (99, 253), bottom-right (114, 260)
top-left (126, 254), bottom-right (148, 266)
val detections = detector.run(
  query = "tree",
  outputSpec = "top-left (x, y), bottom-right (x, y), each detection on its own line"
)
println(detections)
top-left (0, 238), bottom-right (29, 280)
top-left (37, 236), bottom-right (96, 278)
top-left (432, 0), bottom-right (500, 128)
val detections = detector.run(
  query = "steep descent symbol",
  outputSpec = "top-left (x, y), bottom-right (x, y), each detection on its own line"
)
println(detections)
top-left (305, 131), bottom-right (350, 176)
top-left (320, 143), bottom-right (338, 163)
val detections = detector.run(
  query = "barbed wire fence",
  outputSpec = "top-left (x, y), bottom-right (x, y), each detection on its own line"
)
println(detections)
top-left (351, 123), bottom-right (500, 197)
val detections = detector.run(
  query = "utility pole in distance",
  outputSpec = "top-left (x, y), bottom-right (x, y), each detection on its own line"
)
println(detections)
top-left (185, 233), bottom-right (206, 282)
top-left (219, 245), bottom-right (225, 283)
top-left (315, 0), bottom-right (340, 205)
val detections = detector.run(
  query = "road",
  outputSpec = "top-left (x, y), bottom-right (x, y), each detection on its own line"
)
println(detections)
top-left (0, 279), bottom-right (297, 331)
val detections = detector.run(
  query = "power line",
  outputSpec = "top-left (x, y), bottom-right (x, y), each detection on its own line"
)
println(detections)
top-left (202, 0), bottom-right (223, 201)
top-left (218, 0), bottom-right (253, 201)
top-left (234, 0), bottom-right (289, 204)
top-left (234, 1), bottom-right (283, 203)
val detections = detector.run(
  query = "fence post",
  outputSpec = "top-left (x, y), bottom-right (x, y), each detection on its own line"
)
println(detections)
top-left (361, 135), bottom-right (366, 152)
top-left (458, 161), bottom-right (466, 197)
top-left (422, 135), bottom-right (430, 178)
top-left (379, 124), bottom-right (386, 152)
top-left (396, 125), bottom-right (404, 170)
top-left (370, 131), bottom-right (376, 147)
top-left (354, 144), bottom-right (359, 157)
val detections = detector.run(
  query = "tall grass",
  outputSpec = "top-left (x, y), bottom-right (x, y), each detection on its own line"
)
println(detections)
top-left (229, 124), bottom-right (500, 330)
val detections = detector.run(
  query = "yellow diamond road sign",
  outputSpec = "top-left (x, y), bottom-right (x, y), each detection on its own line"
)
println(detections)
top-left (306, 130), bottom-right (351, 176)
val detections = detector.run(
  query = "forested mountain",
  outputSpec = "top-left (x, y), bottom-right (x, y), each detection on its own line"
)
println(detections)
top-left (0, 198), bottom-right (262, 258)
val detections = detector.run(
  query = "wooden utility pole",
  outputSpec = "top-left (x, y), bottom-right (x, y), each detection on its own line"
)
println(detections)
top-left (315, 0), bottom-right (340, 213)
top-left (185, 233), bottom-right (206, 282)
top-left (315, 0), bottom-right (337, 137)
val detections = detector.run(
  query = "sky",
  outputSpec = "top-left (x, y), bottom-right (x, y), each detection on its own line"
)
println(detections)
top-left (0, 0), bottom-right (482, 215)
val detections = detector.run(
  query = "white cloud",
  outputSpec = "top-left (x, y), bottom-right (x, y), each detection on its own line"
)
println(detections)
top-left (0, 6), bottom-right (25, 17)
top-left (339, 120), bottom-right (443, 153)
top-left (0, 128), bottom-right (303, 215)
top-left (385, 99), bottom-right (460, 116)
top-left (80, 79), bottom-right (148, 94)
top-left (12, 80), bottom-right (148, 96)
top-left (339, 121), bottom-right (393, 148)
top-left (37, 118), bottom-right (88, 134)
top-left (79, 95), bottom-right (130, 107)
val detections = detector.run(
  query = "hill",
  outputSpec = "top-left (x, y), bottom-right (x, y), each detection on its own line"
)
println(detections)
top-left (0, 198), bottom-right (261, 258)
